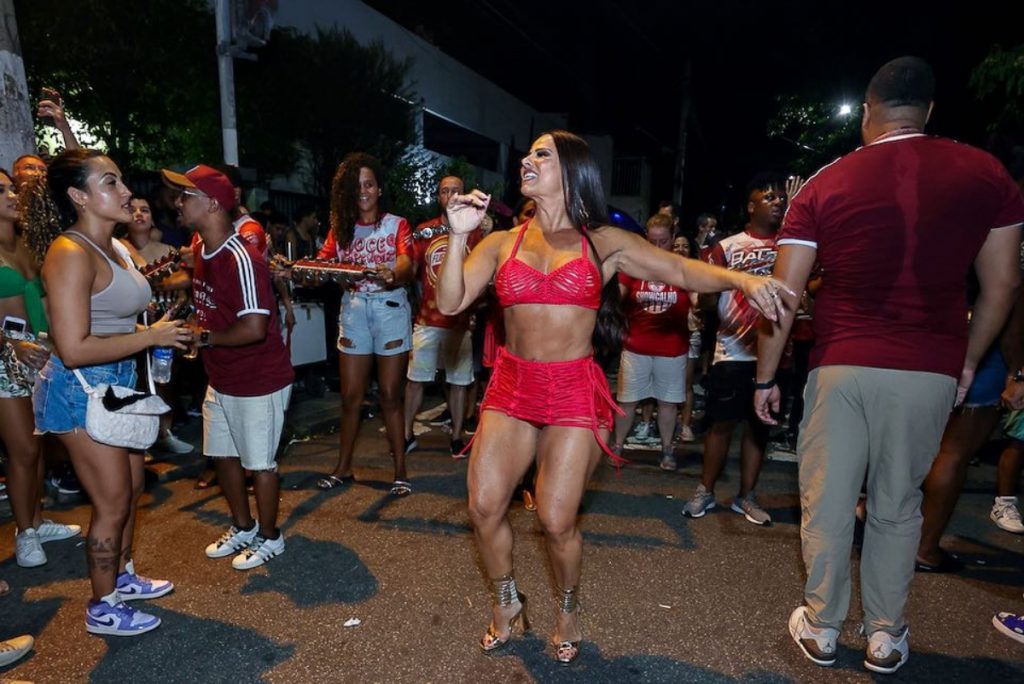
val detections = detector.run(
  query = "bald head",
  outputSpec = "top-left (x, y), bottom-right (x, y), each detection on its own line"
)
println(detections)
top-left (862, 56), bottom-right (935, 142)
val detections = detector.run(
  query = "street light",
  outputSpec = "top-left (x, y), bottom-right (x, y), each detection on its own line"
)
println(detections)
top-left (838, 103), bottom-right (853, 117)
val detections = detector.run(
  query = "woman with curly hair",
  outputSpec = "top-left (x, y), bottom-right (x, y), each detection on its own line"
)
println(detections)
top-left (0, 169), bottom-right (81, 569)
top-left (26, 149), bottom-right (191, 636)
top-left (438, 130), bottom-right (788, 664)
top-left (314, 153), bottom-right (415, 495)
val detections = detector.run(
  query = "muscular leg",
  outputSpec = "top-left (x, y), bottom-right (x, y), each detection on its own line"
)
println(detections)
top-left (0, 397), bottom-right (44, 531)
top-left (376, 352), bottom-right (409, 481)
top-left (535, 425), bottom-right (602, 645)
top-left (467, 411), bottom-right (538, 639)
top-left (738, 419), bottom-right (769, 497)
top-left (701, 420), bottom-right (737, 492)
top-left (403, 380), bottom-right (425, 440)
top-left (917, 408), bottom-right (999, 564)
top-left (59, 431), bottom-right (132, 601)
top-left (613, 401), bottom-right (637, 449)
top-left (330, 353), bottom-right (373, 478)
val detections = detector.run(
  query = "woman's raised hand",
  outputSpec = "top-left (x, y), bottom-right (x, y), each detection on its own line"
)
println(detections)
top-left (149, 312), bottom-right (193, 350)
top-left (446, 189), bottom-right (491, 235)
top-left (739, 274), bottom-right (795, 322)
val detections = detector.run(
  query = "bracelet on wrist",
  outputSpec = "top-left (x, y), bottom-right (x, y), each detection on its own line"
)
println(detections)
top-left (753, 378), bottom-right (777, 390)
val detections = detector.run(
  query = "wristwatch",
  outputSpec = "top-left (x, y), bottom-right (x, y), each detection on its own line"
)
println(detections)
top-left (753, 377), bottom-right (777, 390)
top-left (198, 329), bottom-right (212, 348)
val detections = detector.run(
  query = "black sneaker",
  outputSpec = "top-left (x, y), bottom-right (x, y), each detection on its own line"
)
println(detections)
top-left (451, 438), bottom-right (467, 459)
top-left (463, 417), bottom-right (478, 435)
top-left (49, 464), bottom-right (81, 495)
top-left (404, 436), bottom-right (418, 454)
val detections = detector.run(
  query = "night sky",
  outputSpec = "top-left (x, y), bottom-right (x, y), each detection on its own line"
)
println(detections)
top-left (365, 0), bottom-right (1018, 227)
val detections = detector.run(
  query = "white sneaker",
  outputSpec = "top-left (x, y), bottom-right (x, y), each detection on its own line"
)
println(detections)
top-left (789, 606), bottom-right (838, 666)
top-left (991, 496), bottom-right (1024, 534)
top-left (232, 533), bottom-right (285, 570)
top-left (205, 523), bottom-right (260, 559)
top-left (864, 626), bottom-right (909, 674)
top-left (35, 519), bottom-right (82, 543)
top-left (155, 431), bottom-right (194, 454)
top-left (0, 635), bottom-right (34, 667)
top-left (15, 529), bottom-right (46, 568)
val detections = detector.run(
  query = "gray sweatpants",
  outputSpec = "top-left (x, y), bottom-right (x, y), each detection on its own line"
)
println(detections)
top-left (797, 365), bottom-right (956, 635)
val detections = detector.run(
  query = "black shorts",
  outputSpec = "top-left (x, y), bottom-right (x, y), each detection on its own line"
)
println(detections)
top-left (705, 361), bottom-right (757, 423)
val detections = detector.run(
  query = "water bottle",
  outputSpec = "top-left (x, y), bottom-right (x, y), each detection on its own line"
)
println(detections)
top-left (151, 346), bottom-right (174, 384)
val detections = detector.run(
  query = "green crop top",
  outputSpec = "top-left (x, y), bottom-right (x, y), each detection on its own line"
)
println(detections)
top-left (0, 265), bottom-right (49, 334)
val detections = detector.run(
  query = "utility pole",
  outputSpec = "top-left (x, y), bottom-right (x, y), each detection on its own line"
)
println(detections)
top-left (0, 0), bottom-right (35, 168)
top-left (215, 0), bottom-right (239, 166)
top-left (672, 59), bottom-right (692, 207)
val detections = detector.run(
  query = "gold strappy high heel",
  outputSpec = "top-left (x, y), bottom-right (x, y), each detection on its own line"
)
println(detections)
top-left (480, 574), bottom-right (530, 653)
top-left (552, 586), bottom-right (582, 665)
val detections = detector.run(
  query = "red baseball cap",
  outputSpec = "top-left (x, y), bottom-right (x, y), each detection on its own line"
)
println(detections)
top-left (161, 164), bottom-right (236, 212)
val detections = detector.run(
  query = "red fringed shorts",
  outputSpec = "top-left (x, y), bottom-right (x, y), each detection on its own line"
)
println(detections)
top-left (476, 346), bottom-right (626, 464)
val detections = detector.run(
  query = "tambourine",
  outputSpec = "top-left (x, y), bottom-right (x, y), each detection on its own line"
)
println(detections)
top-left (288, 259), bottom-right (377, 285)
top-left (413, 225), bottom-right (450, 241)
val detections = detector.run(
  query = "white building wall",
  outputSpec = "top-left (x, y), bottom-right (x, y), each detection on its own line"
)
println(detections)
top-left (276, 0), bottom-right (566, 157)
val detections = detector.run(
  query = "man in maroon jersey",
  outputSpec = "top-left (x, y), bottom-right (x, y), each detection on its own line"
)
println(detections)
top-left (403, 175), bottom-right (480, 457)
top-left (753, 57), bottom-right (1024, 674)
top-left (163, 165), bottom-right (295, 571)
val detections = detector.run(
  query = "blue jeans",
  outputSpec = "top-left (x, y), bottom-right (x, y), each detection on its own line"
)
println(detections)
top-left (33, 354), bottom-right (137, 434)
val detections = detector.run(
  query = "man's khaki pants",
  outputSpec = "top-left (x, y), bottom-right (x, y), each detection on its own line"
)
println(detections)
top-left (798, 365), bottom-right (956, 635)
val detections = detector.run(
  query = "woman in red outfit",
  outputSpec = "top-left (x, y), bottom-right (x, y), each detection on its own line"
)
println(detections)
top-left (437, 130), bottom-right (788, 664)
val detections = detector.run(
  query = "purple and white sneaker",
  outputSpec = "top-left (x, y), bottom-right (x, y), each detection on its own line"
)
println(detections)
top-left (86, 598), bottom-right (161, 636)
top-left (116, 570), bottom-right (174, 601)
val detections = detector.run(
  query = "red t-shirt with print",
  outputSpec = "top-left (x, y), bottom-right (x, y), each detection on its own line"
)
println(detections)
top-left (317, 213), bottom-right (413, 294)
top-left (618, 274), bottom-right (690, 357)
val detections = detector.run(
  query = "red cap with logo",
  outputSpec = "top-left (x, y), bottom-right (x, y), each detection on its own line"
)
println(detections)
top-left (160, 164), bottom-right (236, 212)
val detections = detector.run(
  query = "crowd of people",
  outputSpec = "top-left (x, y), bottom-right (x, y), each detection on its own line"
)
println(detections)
top-left (1, 55), bottom-right (1023, 675)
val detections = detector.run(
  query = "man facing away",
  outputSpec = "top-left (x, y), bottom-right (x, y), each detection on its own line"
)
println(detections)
top-left (164, 164), bottom-right (295, 570)
top-left (754, 56), bottom-right (1024, 674)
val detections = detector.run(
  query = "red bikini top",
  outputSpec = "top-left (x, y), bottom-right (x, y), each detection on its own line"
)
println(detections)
top-left (494, 222), bottom-right (603, 310)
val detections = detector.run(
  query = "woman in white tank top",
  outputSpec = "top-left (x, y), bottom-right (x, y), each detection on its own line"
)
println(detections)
top-left (24, 150), bottom-right (192, 637)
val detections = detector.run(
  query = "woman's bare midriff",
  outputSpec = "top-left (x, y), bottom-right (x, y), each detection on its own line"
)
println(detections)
top-left (501, 304), bottom-right (597, 362)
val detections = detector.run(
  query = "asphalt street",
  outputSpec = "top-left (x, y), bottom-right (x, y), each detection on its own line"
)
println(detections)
top-left (1, 397), bottom-right (1022, 683)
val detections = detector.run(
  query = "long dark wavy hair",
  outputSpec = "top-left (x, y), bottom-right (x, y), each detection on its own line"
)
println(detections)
top-left (20, 149), bottom-right (105, 261)
top-left (329, 152), bottom-right (386, 250)
top-left (544, 129), bottom-right (624, 367)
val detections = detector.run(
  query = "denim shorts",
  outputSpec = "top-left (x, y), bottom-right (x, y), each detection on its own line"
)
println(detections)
top-left (338, 289), bottom-right (412, 356)
top-left (33, 354), bottom-right (137, 434)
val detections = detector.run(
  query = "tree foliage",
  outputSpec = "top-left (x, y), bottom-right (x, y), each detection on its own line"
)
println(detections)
top-left (766, 94), bottom-right (861, 176)
top-left (14, 0), bottom-right (221, 170)
top-left (235, 26), bottom-right (415, 201)
top-left (970, 43), bottom-right (1024, 134)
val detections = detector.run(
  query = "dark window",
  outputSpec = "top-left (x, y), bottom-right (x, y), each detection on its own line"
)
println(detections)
top-left (423, 112), bottom-right (500, 171)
